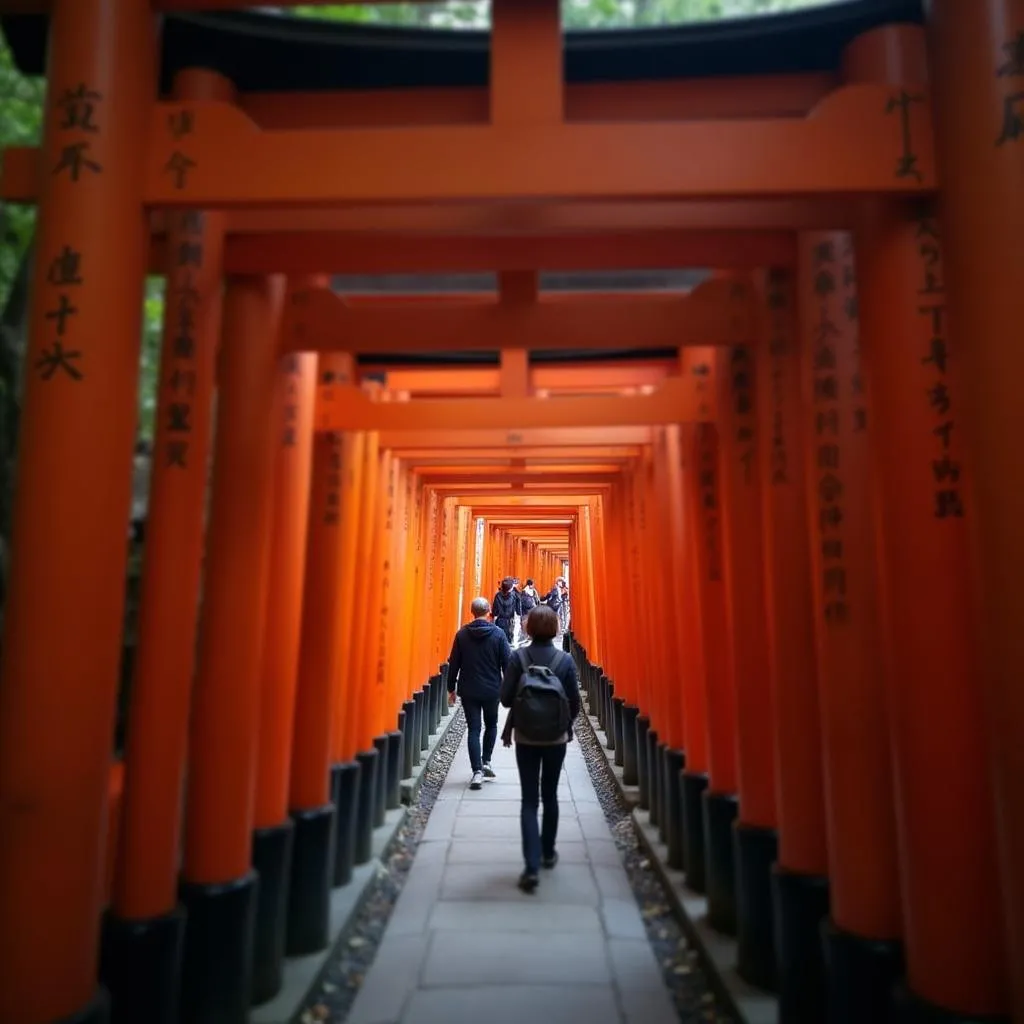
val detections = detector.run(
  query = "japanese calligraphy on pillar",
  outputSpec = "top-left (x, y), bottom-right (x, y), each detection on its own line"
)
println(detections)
top-left (915, 217), bottom-right (964, 519)
top-left (52, 83), bottom-right (103, 182)
top-left (323, 433), bottom-right (342, 527)
top-left (885, 89), bottom-right (925, 182)
top-left (164, 106), bottom-right (199, 190)
top-left (766, 270), bottom-right (790, 486)
top-left (696, 425), bottom-right (722, 582)
top-left (690, 358), bottom-right (712, 420)
top-left (161, 213), bottom-right (205, 467)
top-left (841, 239), bottom-right (866, 436)
top-left (996, 29), bottom-right (1024, 145)
top-left (35, 245), bottom-right (85, 383)
top-left (377, 463), bottom-right (396, 688)
top-left (281, 355), bottom-right (300, 448)
top-left (729, 346), bottom-right (756, 483)
top-left (810, 241), bottom-right (849, 626)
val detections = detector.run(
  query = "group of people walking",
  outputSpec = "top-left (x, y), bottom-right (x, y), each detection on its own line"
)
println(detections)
top-left (490, 575), bottom-right (569, 646)
top-left (446, 588), bottom-right (580, 893)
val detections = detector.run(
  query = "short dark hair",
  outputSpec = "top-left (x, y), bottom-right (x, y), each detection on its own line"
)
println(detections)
top-left (526, 605), bottom-right (559, 641)
top-left (525, 578), bottom-right (534, 586)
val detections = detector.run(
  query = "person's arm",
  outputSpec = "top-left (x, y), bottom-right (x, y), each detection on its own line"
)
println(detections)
top-left (500, 648), bottom-right (521, 708)
top-left (561, 654), bottom-right (581, 722)
top-left (447, 634), bottom-right (461, 694)
top-left (499, 632), bottom-right (512, 673)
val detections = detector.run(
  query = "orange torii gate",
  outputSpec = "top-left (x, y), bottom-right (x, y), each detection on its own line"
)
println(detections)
top-left (0, 2), bottom-right (1022, 1024)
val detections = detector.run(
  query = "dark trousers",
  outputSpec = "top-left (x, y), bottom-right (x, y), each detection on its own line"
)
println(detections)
top-left (462, 696), bottom-right (499, 773)
top-left (515, 742), bottom-right (567, 874)
top-left (495, 617), bottom-right (514, 643)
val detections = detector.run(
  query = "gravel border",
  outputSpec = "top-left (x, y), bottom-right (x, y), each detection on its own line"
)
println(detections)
top-left (297, 708), bottom-right (468, 1024)
top-left (298, 698), bottom-right (730, 1024)
top-left (573, 706), bottom-right (734, 1023)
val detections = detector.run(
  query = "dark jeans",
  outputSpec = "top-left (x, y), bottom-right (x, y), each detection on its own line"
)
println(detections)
top-left (495, 618), bottom-right (514, 643)
top-left (515, 742), bottom-right (567, 874)
top-left (462, 696), bottom-right (499, 773)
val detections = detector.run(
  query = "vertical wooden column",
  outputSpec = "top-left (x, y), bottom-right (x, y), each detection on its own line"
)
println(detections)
top-left (678, 423), bottom-right (712, 893)
top-left (102, 65), bottom-right (231, 1024)
top-left (250, 344), bottom-right (316, 1004)
top-left (293, 355), bottom-right (361, 904)
top-left (927, 3), bottom-right (1024, 1015)
top-left (797, 233), bottom-right (903, 1021)
top-left (847, 23), bottom-right (1010, 1022)
top-left (0, 2), bottom-right (154, 1021)
top-left (178, 275), bottom-right (285, 1021)
top-left (350, 428), bottom-right (382, 865)
top-left (716, 333), bottom-right (778, 983)
top-left (757, 268), bottom-right (830, 1022)
top-left (684, 349), bottom-right (739, 934)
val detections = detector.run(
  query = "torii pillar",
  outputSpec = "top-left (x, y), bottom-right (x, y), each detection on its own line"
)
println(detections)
top-left (0, 2), bottom-right (155, 1022)
top-left (927, 2), bottom-right (1024, 1016)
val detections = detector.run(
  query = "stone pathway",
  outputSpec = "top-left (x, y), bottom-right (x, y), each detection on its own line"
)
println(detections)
top-left (347, 706), bottom-right (679, 1024)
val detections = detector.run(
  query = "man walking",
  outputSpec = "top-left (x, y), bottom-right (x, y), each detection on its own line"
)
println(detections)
top-left (447, 597), bottom-right (511, 790)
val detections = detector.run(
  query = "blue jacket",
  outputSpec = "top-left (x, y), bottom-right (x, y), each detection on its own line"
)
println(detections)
top-left (447, 618), bottom-right (511, 701)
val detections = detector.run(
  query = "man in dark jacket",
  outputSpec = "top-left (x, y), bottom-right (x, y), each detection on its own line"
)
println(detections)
top-left (491, 578), bottom-right (520, 645)
top-left (447, 596), bottom-right (512, 789)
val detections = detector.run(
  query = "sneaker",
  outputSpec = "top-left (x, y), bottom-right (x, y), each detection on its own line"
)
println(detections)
top-left (542, 851), bottom-right (559, 870)
top-left (518, 871), bottom-right (539, 894)
top-left (482, 763), bottom-right (496, 779)
top-left (470, 771), bottom-right (484, 790)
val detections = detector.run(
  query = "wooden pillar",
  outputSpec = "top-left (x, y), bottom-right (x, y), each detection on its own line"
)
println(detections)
top-left (176, 275), bottom-right (284, 1021)
top-left (798, 233), bottom-right (903, 1021)
top-left (927, 3), bottom-right (1024, 1014)
top-left (756, 268), bottom-right (830, 1022)
top-left (0, 1), bottom-right (155, 1019)
top-left (102, 65), bottom-right (231, 1024)
top-left (679, 423), bottom-right (711, 894)
top-left (247, 342), bottom-right (316, 1003)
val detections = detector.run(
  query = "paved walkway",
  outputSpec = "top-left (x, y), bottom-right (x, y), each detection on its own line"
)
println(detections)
top-left (348, 706), bottom-right (678, 1024)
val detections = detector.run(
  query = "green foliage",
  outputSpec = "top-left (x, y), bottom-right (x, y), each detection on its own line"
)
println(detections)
top-left (0, 27), bottom-right (43, 314)
top-left (292, 0), bottom-right (844, 29)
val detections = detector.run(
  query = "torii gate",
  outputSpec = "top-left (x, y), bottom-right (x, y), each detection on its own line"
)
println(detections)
top-left (0, 2), bottom-right (1022, 1024)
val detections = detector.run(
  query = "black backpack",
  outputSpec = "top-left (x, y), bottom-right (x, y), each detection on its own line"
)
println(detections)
top-left (513, 648), bottom-right (571, 743)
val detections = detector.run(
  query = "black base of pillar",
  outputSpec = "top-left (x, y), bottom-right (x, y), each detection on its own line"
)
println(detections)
top-left (703, 791), bottom-right (738, 935)
top-left (100, 908), bottom-right (183, 1024)
top-left (891, 983), bottom-right (1011, 1024)
top-left (822, 920), bottom-right (903, 1024)
top-left (597, 676), bottom-right (608, 731)
top-left (733, 823), bottom-right (778, 991)
top-left (419, 685), bottom-right (431, 751)
top-left (372, 735), bottom-right (389, 827)
top-left (605, 683), bottom-right (616, 749)
top-left (433, 672), bottom-right (444, 727)
top-left (411, 692), bottom-right (424, 766)
top-left (354, 748), bottom-right (380, 865)
top-left (179, 871), bottom-right (258, 1024)
top-left (286, 803), bottom-right (335, 956)
top-left (647, 731), bottom-right (662, 827)
top-left (385, 729), bottom-right (404, 809)
top-left (56, 991), bottom-right (110, 1024)
top-left (250, 820), bottom-right (294, 1005)
top-left (636, 716), bottom-right (651, 810)
top-left (772, 867), bottom-right (829, 1024)
top-left (331, 760), bottom-right (361, 887)
top-left (620, 705), bottom-right (640, 786)
top-left (612, 697), bottom-right (625, 765)
top-left (681, 771), bottom-right (708, 892)
top-left (439, 664), bottom-right (451, 717)
top-left (400, 703), bottom-right (416, 777)
top-left (663, 748), bottom-right (685, 870)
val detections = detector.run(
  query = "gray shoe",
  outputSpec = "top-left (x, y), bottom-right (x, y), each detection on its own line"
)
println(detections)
top-left (470, 771), bottom-right (484, 790)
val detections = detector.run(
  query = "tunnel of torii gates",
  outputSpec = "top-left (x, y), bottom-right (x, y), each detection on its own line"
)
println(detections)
top-left (0, 0), bottom-right (1023, 1023)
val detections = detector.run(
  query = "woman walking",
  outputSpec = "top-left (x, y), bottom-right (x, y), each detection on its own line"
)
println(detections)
top-left (500, 605), bottom-right (581, 893)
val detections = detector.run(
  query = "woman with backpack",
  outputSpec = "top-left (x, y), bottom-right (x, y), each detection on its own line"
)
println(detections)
top-left (499, 604), bottom-right (581, 893)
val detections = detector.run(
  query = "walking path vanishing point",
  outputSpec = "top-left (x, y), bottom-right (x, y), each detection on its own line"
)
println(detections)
top-left (346, 705), bottom-right (679, 1024)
